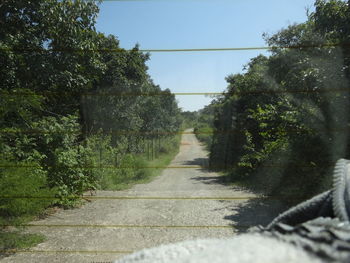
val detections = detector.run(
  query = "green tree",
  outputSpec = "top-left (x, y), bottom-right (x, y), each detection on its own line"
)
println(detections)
top-left (209, 0), bottom-right (350, 200)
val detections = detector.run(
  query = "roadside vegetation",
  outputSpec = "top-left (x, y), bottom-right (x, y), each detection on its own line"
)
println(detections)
top-left (195, 0), bottom-right (350, 203)
top-left (0, 0), bottom-right (182, 251)
top-left (181, 107), bottom-right (215, 149)
top-left (193, 104), bottom-right (215, 150)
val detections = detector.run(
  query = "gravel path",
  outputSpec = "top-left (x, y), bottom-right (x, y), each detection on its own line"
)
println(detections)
top-left (1, 130), bottom-right (286, 263)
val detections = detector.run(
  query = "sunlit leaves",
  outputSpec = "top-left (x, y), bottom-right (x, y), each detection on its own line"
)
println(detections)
top-left (208, 0), bottom-right (350, 200)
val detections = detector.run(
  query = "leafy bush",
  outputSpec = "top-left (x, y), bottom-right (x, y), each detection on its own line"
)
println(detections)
top-left (0, 0), bottom-right (182, 252)
top-left (194, 124), bottom-right (213, 149)
top-left (30, 115), bottom-right (96, 206)
top-left (208, 1), bottom-right (350, 202)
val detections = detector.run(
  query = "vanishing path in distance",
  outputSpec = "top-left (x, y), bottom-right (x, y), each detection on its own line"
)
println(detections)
top-left (1, 129), bottom-right (285, 262)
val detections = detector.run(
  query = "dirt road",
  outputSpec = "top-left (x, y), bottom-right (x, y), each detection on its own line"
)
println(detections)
top-left (1, 130), bottom-right (286, 263)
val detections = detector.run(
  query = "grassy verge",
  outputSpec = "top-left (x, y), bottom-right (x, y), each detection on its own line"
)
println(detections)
top-left (97, 134), bottom-right (181, 190)
top-left (0, 231), bottom-right (45, 259)
top-left (134, 138), bottom-right (181, 185)
top-left (194, 125), bottom-right (213, 150)
top-left (0, 135), bottom-right (181, 254)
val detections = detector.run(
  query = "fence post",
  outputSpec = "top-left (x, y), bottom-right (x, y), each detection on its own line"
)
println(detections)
top-left (99, 147), bottom-right (102, 169)
top-left (158, 131), bottom-right (161, 156)
top-left (152, 138), bottom-right (154, 160)
top-left (147, 139), bottom-right (150, 160)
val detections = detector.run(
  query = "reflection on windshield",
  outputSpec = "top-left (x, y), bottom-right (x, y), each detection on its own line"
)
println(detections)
top-left (1, 0), bottom-right (350, 262)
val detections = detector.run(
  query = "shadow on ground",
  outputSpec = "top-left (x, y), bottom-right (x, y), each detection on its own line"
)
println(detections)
top-left (186, 158), bottom-right (239, 188)
top-left (185, 156), bottom-right (289, 233)
top-left (190, 175), bottom-right (236, 187)
top-left (186, 157), bottom-right (232, 186)
top-left (221, 197), bottom-right (289, 233)
top-left (184, 157), bottom-right (209, 167)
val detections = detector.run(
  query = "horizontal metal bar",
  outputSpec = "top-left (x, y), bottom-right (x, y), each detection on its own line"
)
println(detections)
top-left (2, 224), bottom-right (241, 229)
top-left (0, 249), bottom-right (132, 254)
top-left (1, 42), bottom-right (348, 53)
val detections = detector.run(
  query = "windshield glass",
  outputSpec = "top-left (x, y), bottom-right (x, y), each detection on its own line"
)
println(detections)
top-left (1, 0), bottom-right (349, 262)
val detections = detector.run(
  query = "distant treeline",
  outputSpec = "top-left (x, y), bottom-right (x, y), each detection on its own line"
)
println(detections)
top-left (0, 0), bottom-right (181, 225)
top-left (196, 0), bottom-right (350, 202)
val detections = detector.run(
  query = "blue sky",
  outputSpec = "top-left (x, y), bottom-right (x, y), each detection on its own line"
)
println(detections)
top-left (96, 0), bottom-right (316, 111)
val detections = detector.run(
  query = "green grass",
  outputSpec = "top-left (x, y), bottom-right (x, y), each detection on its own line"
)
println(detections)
top-left (194, 126), bottom-right (213, 151)
top-left (134, 141), bottom-right (181, 185)
top-left (99, 134), bottom-right (181, 191)
top-left (120, 135), bottom-right (181, 188)
top-left (0, 231), bottom-right (45, 257)
top-left (0, 135), bottom-right (180, 256)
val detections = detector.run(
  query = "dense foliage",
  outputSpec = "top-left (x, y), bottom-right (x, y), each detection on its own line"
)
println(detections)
top-left (193, 104), bottom-right (216, 149)
top-left (207, 0), bottom-right (350, 201)
top-left (0, 0), bottom-right (181, 226)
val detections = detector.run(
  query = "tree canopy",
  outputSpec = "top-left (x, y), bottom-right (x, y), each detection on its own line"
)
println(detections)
top-left (0, 0), bottom-right (182, 219)
top-left (207, 0), bottom-right (350, 201)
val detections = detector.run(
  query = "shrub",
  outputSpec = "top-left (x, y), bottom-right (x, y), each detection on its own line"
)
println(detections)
top-left (32, 114), bottom-right (97, 206)
top-left (194, 124), bottom-right (213, 150)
